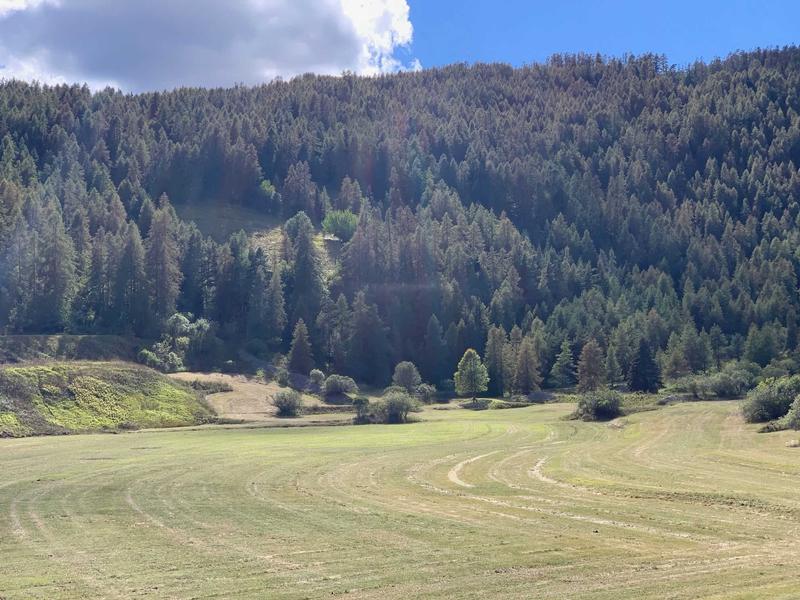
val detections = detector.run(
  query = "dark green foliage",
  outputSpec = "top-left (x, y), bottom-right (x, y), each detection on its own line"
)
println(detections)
top-left (352, 396), bottom-right (370, 424)
top-left (741, 376), bottom-right (800, 423)
top-left (2, 50), bottom-right (800, 387)
top-left (392, 361), bottom-right (422, 394)
top-left (287, 319), bottom-right (314, 375)
top-left (550, 340), bottom-right (576, 388)
top-left (670, 361), bottom-right (759, 399)
top-left (629, 339), bottom-right (662, 393)
top-left (575, 389), bottom-right (622, 421)
top-left (346, 292), bottom-right (389, 385)
top-left (274, 389), bottom-right (302, 417)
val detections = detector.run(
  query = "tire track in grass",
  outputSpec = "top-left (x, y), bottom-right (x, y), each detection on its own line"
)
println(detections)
top-left (447, 451), bottom-right (501, 488)
top-left (9, 468), bottom-right (128, 599)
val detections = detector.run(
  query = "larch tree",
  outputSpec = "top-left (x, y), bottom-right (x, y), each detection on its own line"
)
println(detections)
top-left (454, 348), bottom-right (489, 403)
top-left (513, 337), bottom-right (542, 395)
top-left (577, 338), bottom-right (605, 392)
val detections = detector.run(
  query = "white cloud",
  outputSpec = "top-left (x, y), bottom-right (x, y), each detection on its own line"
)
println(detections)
top-left (340, 0), bottom-right (414, 74)
top-left (0, 0), bottom-right (419, 91)
top-left (0, 0), bottom-right (57, 17)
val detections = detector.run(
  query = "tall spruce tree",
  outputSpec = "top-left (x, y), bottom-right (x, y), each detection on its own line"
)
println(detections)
top-left (287, 319), bottom-right (314, 375)
top-left (145, 206), bottom-right (182, 324)
top-left (628, 339), bottom-right (662, 393)
top-left (114, 223), bottom-right (150, 336)
top-left (485, 325), bottom-right (508, 395)
top-left (550, 339), bottom-right (576, 388)
top-left (347, 291), bottom-right (390, 385)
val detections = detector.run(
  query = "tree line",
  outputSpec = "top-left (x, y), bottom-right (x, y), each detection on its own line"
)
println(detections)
top-left (1, 47), bottom-right (800, 390)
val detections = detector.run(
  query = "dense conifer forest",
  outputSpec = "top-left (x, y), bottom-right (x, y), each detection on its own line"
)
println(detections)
top-left (2, 48), bottom-right (800, 391)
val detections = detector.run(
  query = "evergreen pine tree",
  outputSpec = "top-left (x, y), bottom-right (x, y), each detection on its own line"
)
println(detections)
top-left (421, 314), bottom-right (447, 384)
top-left (114, 223), bottom-right (150, 336)
top-left (347, 291), bottom-right (390, 385)
top-left (550, 339), bottom-right (576, 388)
top-left (145, 207), bottom-right (182, 324)
top-left (629, 339), bottom-right (662, 393)
top-left (484, 325), bottom-right (508, 395)
top-left (33, 201), bottom-right (77, 331)
top-left (605, 343), bottom-right (622, 384)
top-left (288, 319), bottom-right (314, 375)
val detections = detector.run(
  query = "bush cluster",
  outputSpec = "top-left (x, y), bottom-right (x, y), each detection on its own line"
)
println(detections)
top-left (274, 390), bottom-right (302, 417)
top-left (575, 389), bottom-right (622, 421)
top-left (741, 376), bottom-right (800, 423)
top-left (323, 374), bottom-right (359, 397)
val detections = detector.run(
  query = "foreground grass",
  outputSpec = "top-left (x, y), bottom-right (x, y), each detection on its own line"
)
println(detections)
top-left (1, 401), bottom-right (799, 598)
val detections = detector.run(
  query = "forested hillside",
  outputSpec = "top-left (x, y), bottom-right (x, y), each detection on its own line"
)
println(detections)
top-left (2, 48), bottom-right (800, 389)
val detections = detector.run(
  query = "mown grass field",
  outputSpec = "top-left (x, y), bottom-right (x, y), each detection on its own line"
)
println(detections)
top-left (1, 401), bottom-right (799, 599)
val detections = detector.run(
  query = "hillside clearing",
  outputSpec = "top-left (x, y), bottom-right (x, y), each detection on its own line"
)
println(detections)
top-left (168, 371), bottom-right (354, 425)
top-left (1, 401), bottom-right (799, 598)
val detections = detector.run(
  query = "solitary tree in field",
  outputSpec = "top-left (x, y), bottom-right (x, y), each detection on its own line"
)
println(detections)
top-left (392, 361), bottom-right (422, 394)
top-left (577, 338), bottom-right (605, 392)
top-left (628, 339), bottom-right (661, 393)
top-left (454, 348), bottom-right (489, 402)
top-left (288, 319), bottom-right (314, 375)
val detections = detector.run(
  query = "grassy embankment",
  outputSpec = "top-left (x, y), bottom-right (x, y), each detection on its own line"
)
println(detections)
top-left (0, 362), bottom-right (213, 437)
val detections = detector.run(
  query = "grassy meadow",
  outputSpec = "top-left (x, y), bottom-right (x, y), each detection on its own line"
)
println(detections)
top-left (2, 400), bottom-right (799, 599)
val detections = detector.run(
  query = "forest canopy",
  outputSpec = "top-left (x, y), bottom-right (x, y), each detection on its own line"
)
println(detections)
top-left (1, 48), bottom-right (800, 389)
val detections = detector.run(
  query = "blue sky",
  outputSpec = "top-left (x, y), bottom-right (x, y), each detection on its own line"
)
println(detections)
top-left (405, 0), bottom-right (800, 68)
top-left (0, 0), bottom-right (797, 90)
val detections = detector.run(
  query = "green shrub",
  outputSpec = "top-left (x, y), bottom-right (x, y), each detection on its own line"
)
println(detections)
top-left (188, 380), bottom-right (234, 394)
top-left (741, 376), bottom-right (800, 423)
top-left (785, 395), bottom-right (800, 430)
top-left (276, 368), bottom-right (290, 387)
top-left (323, 374), bottom-right (359, 396)
top-left (309, 369), bottom-right (325, 388)
top-left (274, 390), bottom-right (302, 417)
top-left (575, 389), bottom-right (622, 421)
top-left (352, 396), bottom-right (371, 424)
top-left (374, 391), bottom-right (417, 424)
top-left (488, 399), bottom-right (529, 410)
top-left (416, 383), bottom-right (437, 403)
top-left (322, 210), bottom-right (358, 241)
